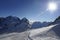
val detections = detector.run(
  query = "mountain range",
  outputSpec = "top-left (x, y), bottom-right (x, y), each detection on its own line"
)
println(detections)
top-left (0, 16), bottom-right (60, 35)
top-left (0, 16), bottom-right (30, 34)
top-left (0, 16), bottom-right (60, 40)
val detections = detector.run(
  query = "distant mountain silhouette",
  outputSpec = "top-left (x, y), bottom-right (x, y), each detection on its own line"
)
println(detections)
top-left (31, 22), bottom-right (52, 29)
top-left (0, 16), bottom-right (30, 34)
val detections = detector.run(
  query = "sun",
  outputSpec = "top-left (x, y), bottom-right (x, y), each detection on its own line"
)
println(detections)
top-left (48, 2), bottom-right (57, 11)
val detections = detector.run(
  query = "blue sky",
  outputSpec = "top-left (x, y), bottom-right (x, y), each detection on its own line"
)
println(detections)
top-left (0, 0), bottom-right (60, 22)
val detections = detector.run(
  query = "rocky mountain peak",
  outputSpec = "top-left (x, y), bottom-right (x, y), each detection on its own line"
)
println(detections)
top-left (55, 16), bottom-right (60, 22)
top-left (0, 16), bottom-right (30, 34)
top-left (21, 17), bottom-right (29, 23)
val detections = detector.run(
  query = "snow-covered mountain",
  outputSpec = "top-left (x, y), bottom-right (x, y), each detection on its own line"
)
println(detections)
top-left (48, 16), bottom-right (60, 37)
top-left (28, 16), bottom-right (60, 40)
top-left (31, 22), bottom-right (51, 29)
top-left (49, 16), bottom-right (60, 25)
top-left (0, 16), bottom-right (30, 34)
top-left (0, 16), bottom-right (60, 40)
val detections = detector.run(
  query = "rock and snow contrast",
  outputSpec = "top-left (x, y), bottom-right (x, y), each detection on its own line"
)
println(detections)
top-left (0, 16), bottom-right (60, 40)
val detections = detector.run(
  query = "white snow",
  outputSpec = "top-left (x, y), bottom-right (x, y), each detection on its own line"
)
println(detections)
top-left (29, 25), bottom-right (56, 36)
top-left (0, 31), bottom-right (29, 40)
top-left (0, 24), bottom-right (60, 40)
top-left (28, 24), bottom-right (60, 40)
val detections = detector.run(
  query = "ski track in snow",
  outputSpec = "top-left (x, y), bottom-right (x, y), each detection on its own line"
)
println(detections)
top-left (0, 24), bottom-right (60, 40)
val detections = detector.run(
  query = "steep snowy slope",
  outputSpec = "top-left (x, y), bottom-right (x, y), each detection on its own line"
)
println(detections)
top-left (28, 24), bottom-right (60, 40)
top-left (48, 16), bottom-right (60, 37)
top-left (28, 16), bottom-right (60, 40)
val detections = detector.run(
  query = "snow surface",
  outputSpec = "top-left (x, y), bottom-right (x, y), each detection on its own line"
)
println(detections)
top-left (0, 24), bottom-right (60, 40)
top-left (0, 31), bottom-right (29, 40)
top-left (28, 24), bottom-right (60, 40)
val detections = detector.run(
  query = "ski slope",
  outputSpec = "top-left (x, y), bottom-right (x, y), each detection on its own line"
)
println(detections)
top-left (0, 24), bottom-right (60, 40)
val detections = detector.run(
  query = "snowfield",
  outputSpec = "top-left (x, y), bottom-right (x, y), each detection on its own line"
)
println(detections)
top-left (0, 31), bottom-right (29, 40)
top-left (0, 24), bottom-right (60, 40)
top-left (28, 24), bottom-right (60, 40)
